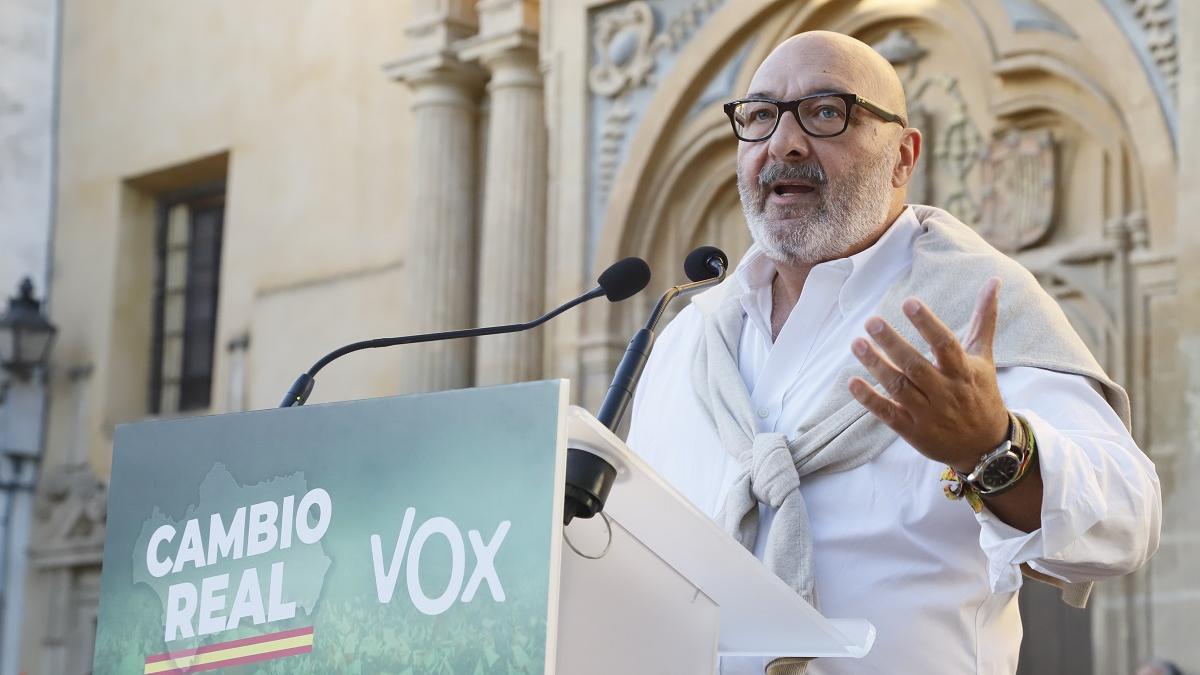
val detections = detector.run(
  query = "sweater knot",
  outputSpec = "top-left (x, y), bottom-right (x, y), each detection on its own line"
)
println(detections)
top-left (749, 433), bottom-right (800, 508)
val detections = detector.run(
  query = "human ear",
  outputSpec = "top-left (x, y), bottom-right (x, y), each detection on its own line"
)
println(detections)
top-left (891, 128), bottom-right (922, 188)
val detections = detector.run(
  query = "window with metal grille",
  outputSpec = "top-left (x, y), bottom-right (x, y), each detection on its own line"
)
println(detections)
top-left (149, 189), bottom-right (224, 414)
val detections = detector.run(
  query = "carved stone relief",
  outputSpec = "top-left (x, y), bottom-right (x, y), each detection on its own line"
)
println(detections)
top-left (1126, 0), bottom-right (1178, 98)
top-left (874, 30), bottom-right (1065, 249)
top-left (32, 463), bottom-right (108, 567)
top-left (586, 0), bottom-right (726, 268)
top-left (588, 3), bottom-right (656, 98)
top-left (1101, 0), bottom-right (1178, 141)
top-left (978, 129), bottom-right (1057, 253)
top-left (873, 30), bottom-right (985, 225)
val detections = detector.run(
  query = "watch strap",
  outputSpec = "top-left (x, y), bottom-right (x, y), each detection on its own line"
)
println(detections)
top-left (977, 413), bottom-right (1037, 497)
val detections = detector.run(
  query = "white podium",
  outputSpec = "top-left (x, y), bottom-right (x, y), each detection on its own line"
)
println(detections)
top-left (94, 382), bottom-right (870, 675)
top-left (555, 406), bottom-right (874, 674)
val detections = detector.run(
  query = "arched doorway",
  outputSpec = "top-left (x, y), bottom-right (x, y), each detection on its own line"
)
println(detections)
top-left (548, 2), bottom-right (1179, 671)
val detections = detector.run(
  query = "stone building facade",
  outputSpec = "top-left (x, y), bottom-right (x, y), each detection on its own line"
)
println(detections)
top-left (16, 1), bottom-right (1197, 673)
top-left (0, 0), bottom-right (58, 673)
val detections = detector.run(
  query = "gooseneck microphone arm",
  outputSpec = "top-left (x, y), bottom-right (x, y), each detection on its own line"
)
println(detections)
top-left (595, 246), bottom-right (730, 429)
top-left (280, 257), bottom-right (651, 408)
top-left (279, 288), bottom-right (603, 407)
top-left (564, 246), bottom-right (729, 526)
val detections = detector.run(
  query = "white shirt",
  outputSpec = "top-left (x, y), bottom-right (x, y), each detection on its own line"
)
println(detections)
top-left (626, 207), bottom-right (1161, 675)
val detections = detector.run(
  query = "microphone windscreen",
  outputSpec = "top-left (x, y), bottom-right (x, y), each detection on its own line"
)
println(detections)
top-left (598, 257), bottom-right (651, 301)
top-left (684, 246), bottom-right (729, 282)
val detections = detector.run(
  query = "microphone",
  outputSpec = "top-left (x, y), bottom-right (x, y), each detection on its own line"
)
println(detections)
top-left (564, 246), bottom-right (728, 526)
top-left (594, 246), bottom-right (727, 429)
top-left (279, 257), bottom-right (651, 407)
top-left (683, 245), bottom-right (729, 283)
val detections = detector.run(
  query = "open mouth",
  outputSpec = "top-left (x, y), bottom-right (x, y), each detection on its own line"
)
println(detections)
top-left (770, 182), bottom-right (816, 197)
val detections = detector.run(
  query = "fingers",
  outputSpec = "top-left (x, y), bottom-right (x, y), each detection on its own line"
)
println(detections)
top-left (848, 377), bottom-right (913, 432)
top-left (900, 297), bottom-right (968, 376)
top-left (964, 278), bottom-right (1000, 359)
top-left (864, 317), bottom-right (942, 390)
top-left (852, 329), bottom-right (930, 406)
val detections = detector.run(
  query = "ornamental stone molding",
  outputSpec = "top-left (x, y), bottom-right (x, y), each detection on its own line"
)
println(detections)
top-left (588, 2), bottom-right (656, 98)
top-left (1102, 0), bottom-right (1178, 141)
top-left (397, 0), bottom-right (479, 59)
top-left (1125, 0), bottom-right (1178, 97)
top-left (648, 0), bottom-right (725, 57)
top-left (586, 0), bottom-right (727, 263)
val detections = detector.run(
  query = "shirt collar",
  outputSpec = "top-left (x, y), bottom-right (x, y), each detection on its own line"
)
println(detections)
top-left (837, 205), bottom-right (921, 315)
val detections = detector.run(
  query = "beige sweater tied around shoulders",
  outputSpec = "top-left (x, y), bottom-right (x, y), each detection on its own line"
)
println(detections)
top-left (689, 204), bottom-right (1130, 615)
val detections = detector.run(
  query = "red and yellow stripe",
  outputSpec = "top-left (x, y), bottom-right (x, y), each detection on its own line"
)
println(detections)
top-left (143, 626), bottom-right (314, 674)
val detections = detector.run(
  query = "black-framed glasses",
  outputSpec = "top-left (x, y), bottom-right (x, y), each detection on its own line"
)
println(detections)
top-left (723, 93), bottom-right (906, 142)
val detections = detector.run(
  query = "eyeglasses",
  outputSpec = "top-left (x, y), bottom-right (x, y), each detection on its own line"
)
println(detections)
top-left (723, 93), bottom-right (906, 142)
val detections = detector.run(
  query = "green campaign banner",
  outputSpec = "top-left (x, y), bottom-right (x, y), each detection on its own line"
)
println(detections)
top-left (93, 381), bottom-right (568, 675)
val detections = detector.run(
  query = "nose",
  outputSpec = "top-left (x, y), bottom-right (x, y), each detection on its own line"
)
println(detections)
top-left (766, 110), bottom-right (812, 162)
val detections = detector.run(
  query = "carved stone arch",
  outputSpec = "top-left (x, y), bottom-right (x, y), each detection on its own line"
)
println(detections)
top-left (623, 119), bottom-right (732, 271)
top-left (988, 55), bottom-right (1147, 233)
top-left (1011, 0), bottom-right (1176, 247)
top-left (828, 2), bottom-right (995, 51)
top-left (591, 0), bottom-right (1005, 331)
top-left (582, 0), bottom-right (1175, 334)
top-left (572, 1), bottom-right (1178, 671)
top-left (628, 120), bottom-right (743, 328)
top-left (986, 87), bottom-right (1131, 248)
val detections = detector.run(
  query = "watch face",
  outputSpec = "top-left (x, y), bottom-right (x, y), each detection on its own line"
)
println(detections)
top-left (978, 452), bottom-right (1022, 491)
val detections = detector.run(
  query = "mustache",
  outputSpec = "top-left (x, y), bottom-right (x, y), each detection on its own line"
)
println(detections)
top-left (757, 161), bottom-right (828, 190)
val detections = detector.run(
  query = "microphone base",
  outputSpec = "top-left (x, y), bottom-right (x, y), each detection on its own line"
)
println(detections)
top-left (279, 373), bottom-right (315, 408)
top-left (563, 447), bottom-right (617, 526)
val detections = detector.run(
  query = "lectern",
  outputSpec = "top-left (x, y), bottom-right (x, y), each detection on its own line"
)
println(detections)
top-left (94, 381), bottom-right (872, 674)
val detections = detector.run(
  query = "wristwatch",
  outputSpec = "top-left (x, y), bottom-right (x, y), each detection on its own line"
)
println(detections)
top-left (955, 412), bottom-right (1036, 496)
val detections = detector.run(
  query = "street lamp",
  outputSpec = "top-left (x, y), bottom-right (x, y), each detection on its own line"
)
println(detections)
top-left (0, 276), bottom-right (55, 673)
top-left (0, 277), bottom-right (56, 381)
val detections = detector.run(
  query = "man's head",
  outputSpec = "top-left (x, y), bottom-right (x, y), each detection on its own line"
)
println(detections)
top-left (732, 31), bottom-right (921, 266)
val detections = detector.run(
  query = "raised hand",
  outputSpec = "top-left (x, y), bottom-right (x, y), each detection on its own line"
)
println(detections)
top-left (847, 278), bottom-right (1010, 473)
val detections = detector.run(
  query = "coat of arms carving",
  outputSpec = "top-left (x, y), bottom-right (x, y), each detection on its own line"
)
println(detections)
top-left (978, 129), bottom-right (1057, 252)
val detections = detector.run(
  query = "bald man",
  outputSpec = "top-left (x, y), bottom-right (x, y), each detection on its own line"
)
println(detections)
top-left (627, 32), bottom-right (1160, 675)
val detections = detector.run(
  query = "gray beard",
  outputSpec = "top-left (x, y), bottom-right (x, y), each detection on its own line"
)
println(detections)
top-left (737, 149), bottom-right (896, 266)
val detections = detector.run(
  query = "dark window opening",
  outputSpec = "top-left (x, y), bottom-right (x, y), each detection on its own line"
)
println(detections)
top-left (149, 188), bottom-right (225, 414)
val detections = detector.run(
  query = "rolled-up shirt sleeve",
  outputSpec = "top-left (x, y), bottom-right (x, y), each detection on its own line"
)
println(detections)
top-left (974, 366), bottom-right (1162, 594)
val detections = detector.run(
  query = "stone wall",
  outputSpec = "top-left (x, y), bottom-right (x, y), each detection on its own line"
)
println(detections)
top-left (0, 0), bottom-right (56, 291)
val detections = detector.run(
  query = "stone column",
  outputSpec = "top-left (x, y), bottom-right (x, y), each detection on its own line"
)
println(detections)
top-left (1164, 0), bottom-right (1200, 671)
top-left (461, 2), bottom-right (547, 386)
top-left (39, 568), bottom-right (70, 674)
top-left (387, 5), bottom-right (486, 393)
